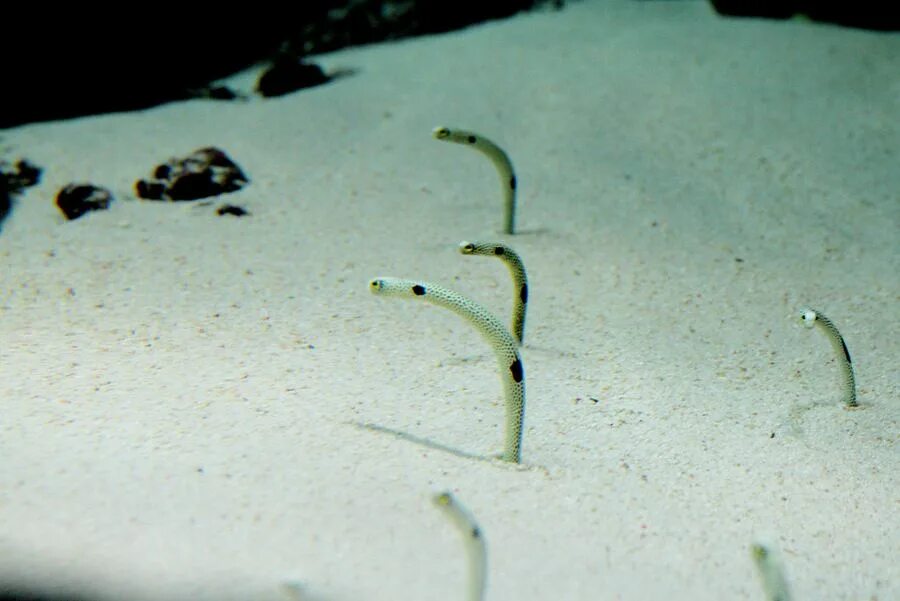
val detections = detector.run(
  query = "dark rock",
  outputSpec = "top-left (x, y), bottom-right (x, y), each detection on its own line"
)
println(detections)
top-left (2, 159), bottom-right (42, 189)
top-left (708, 0), bottom-right (796, 19)
top-left (135, 147), bottom-right (249, 201)
top-left (708, 0), bottom-right (900, 29)
top-left (0, 181), bottom-right (8, 226)
top-left (55, 184), bottom-right (113, 220)
top-left (256, 56), bottom-right (330, 97)
top-left (216, 204), bottom-right (250, 217)
top-left (1, 158), bottom-right (43, 227)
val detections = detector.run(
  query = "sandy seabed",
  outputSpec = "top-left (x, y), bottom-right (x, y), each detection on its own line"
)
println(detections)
top-left (1, 1), bottom-right (898, 599)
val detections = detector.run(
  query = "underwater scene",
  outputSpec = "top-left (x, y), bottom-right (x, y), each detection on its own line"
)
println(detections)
top-left (1, 1), bottom-right (898, 599)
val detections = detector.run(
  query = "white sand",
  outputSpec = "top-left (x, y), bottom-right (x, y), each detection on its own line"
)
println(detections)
top-left (1, 1), bottom-right (898, 599)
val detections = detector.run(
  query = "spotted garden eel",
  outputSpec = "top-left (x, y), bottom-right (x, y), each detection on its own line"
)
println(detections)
top-left (369, 277), bottom-right (525, 463)
top-left (750, 543), bottom-right (792, 601)
top-left (458, 241), bottom-right (528, 346)
top-left (432, 126), bottom-right (517, 235)
top-left (801, 308), bottom-right (858, 408)
top-left (433, 491), bottom-right (487, 601)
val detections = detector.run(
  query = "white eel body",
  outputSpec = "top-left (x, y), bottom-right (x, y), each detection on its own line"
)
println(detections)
top-left (433, 126), bottom-right (518, 235)
top-left (433, 492), bottom-right (487, 601)
top-left (459, 241), bottom-right (528, 346)
top-left (751, 543), bottom-right (793, 601)
top-left (801, 309), bottom-right (858, 407)
top-left (369, 277), bottom-right (525, 463)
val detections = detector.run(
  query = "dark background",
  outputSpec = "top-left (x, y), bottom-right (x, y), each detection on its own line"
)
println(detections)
top-left (0, 1), bottom-right (561, 128)
top-left (1, 0), bottom-right (895, 129)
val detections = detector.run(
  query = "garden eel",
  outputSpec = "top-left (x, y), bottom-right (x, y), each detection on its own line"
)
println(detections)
top-left (801, 309), bottom-right (858, 408)
top-left (433, 492), bottom-right (487, 601)
top-left (433, 126), bottom-right (517, 235)
top-left (459, 241), bottom-right (528, 346)
top-left (369, 277), bottom-right (525, 463)
top-left (750, 543), bottom-right (792, 601)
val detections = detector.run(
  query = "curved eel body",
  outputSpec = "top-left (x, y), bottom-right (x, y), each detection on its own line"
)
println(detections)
top-left (433, 126), bottom-right (517, 235)
top-left (459, 240), bottom-right (528, 346)
top-left (370, 277), bottom-right (525, 462)
top-left (801, 308), bottom-right (857, 408)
